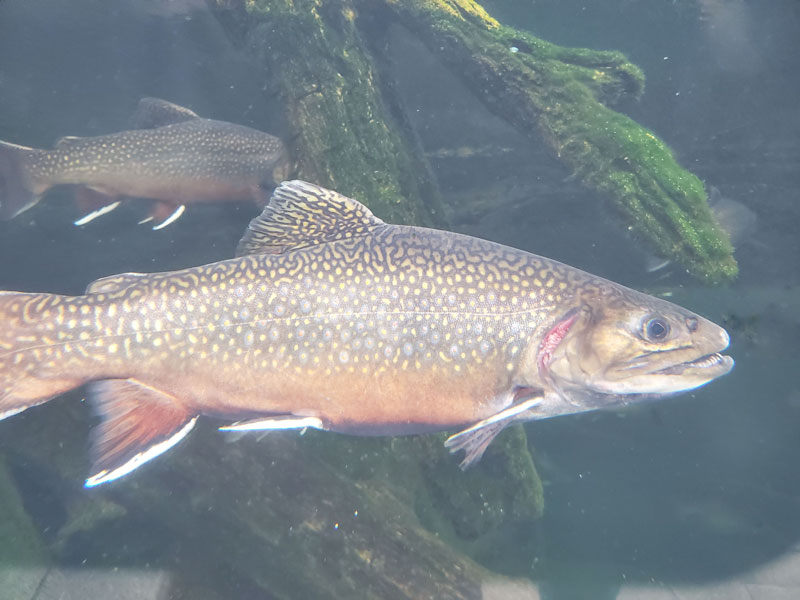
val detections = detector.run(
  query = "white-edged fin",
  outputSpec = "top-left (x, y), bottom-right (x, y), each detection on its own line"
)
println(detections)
top-left (85, 418), bottom-right (197, 487)
top-left (0, 406), bottom-right (27, 421)
top-left (644, 253), bottom-right (671, 273)
top-left (85, 378), bottom-right (196, 487)
top-left (152, 204), bottom-right (185, 230)
top-left (73, 201), bottom-right (121, 226)
top-left (445, 396), bottom-right (543, 469)
top-left (219, 415), bottom-right (324, 432)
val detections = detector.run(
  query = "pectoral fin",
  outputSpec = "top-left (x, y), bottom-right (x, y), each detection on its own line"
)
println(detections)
top-left (85, 379), bottom-right (196, 488)
top-left (445, 391), bottom-right (543, 469)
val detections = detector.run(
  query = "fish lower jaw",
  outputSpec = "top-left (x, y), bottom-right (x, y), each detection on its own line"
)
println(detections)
top-left (655, 352), bottom-right (734, 376)
top-left (586, 351), bottom-right (734, 396)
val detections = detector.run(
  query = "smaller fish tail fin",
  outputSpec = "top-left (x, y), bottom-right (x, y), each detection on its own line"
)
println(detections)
top-left (0, 141), bottom-right (44, 220)
top-left (0, 291), bottom-right (83, 420)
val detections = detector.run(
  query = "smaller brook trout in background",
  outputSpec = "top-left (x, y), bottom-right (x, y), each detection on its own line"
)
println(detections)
top-left (0, 181), bottom-right (733, 487)
top-left (0, 97), bottom-right (290, 229)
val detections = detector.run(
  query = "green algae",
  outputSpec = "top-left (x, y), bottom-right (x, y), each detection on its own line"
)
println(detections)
top-left (377, 0), bottom-right (736, 282)
top-left (413, 427), bottom-right (543, 547)
top-left (241, 0), bottom-right (446, 227)
top-left (302, 426), bottom-right (544, 560)
top-left (229, 0), bottom-right (737, 280)
top-left (0, 457), bottom-right (49, 597)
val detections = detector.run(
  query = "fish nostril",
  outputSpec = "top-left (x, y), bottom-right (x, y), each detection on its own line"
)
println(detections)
top-left (686, 317), bottom-right (699, 333)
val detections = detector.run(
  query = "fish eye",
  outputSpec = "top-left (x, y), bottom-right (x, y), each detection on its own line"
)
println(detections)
top-left (644, 316), bottom-right (670, 341)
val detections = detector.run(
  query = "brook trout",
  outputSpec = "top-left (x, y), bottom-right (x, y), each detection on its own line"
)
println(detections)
top-left (0, 181), bottom-right (733, 487)
top-left (0, 97), bottom-right (289, 229)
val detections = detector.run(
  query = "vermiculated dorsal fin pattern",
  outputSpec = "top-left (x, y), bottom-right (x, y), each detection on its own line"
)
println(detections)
top-left (236, 180), bottom-right (385, 257)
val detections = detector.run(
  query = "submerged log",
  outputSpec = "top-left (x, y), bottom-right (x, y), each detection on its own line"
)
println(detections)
top-left (0, 458), bottom-right (51, 599)
top-left (221, 0), bottom-right (736, 282)
top-left (0, 398), bottom-right (543, 599)
top-left (232, 0), bottom-right (448, 228)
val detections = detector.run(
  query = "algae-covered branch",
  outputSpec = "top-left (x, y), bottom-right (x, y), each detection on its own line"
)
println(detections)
top-left (227, 0), bottom-right (736, 282)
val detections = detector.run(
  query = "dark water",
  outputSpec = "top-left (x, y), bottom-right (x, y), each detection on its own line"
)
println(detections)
top-left (0, 1), bottom-right (799, 599)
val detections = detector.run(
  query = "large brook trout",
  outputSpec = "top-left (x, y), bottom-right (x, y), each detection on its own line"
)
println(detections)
top-left (0, 97), bottom-right (289, 229)
top-left (0, 181), bottom-right (733, 487)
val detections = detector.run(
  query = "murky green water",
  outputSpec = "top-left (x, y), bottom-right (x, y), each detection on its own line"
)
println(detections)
top-left (1, 1), bottom-right (798, 598)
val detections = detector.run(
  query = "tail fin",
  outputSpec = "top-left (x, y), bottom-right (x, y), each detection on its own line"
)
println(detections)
top-left (0, 291), bottom-right (83, 420)
top-left (0, 141), bottom-right (43, 220)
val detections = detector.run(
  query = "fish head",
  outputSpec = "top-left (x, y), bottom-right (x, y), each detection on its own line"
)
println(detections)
top-left (538, 287), bottom-right (733, 403)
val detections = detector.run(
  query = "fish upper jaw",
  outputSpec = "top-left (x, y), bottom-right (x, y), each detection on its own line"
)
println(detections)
top-left (535, 299), bottom-right (734, 400)
top-left (595, 324), bottom-right (734, 396)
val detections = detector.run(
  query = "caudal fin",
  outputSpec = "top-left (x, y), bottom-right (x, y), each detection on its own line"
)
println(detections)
top-left (0, 291), bottom-right (83, 420)
top-left (0, 141), bottom-right (43, 220)
top-left (0, 292), bottom-right (198, 487)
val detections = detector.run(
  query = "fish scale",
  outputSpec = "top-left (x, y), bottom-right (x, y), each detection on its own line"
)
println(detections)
top-left (0, 180), bottom-right (733, 486)
top-left (0, 97), bottom-right (289, 226)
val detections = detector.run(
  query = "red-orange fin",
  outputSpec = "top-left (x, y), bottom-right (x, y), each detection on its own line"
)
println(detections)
top-left (85, 378), bottom-right (196, 488)
top-left (444, 393), bottom-right (543, 469)
top-left (73, 187), bottom-right (121, 226)
top-left (147, 201), bottom-right (185, 230)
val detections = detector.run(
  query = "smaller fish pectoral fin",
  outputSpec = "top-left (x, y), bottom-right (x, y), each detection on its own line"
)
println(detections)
top-left (444, 393), bottom-right (544, 469)
top-left (219, 415), bottom-right (324, 432)
top-left (85, 378), bottom-right (197, 488)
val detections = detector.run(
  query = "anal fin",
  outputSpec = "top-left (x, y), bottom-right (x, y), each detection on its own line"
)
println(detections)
top-left (85, 378), bottom-right (196, 488)
top-left (445, 391), bottom-right (543, 469)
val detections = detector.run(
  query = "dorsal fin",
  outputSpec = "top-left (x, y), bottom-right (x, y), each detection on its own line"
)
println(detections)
top-left (236, 180), bottom-right (385, 257)
top-left (86, 272), bottom-right (147, 294)
top-left (130, 97), bottom-right (200, 129)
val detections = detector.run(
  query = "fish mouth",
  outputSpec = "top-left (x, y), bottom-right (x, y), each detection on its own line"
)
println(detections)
top-left (601, 338), bottom-right (734, 395)
top-left (654, 351), bottom-right (734, 376)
